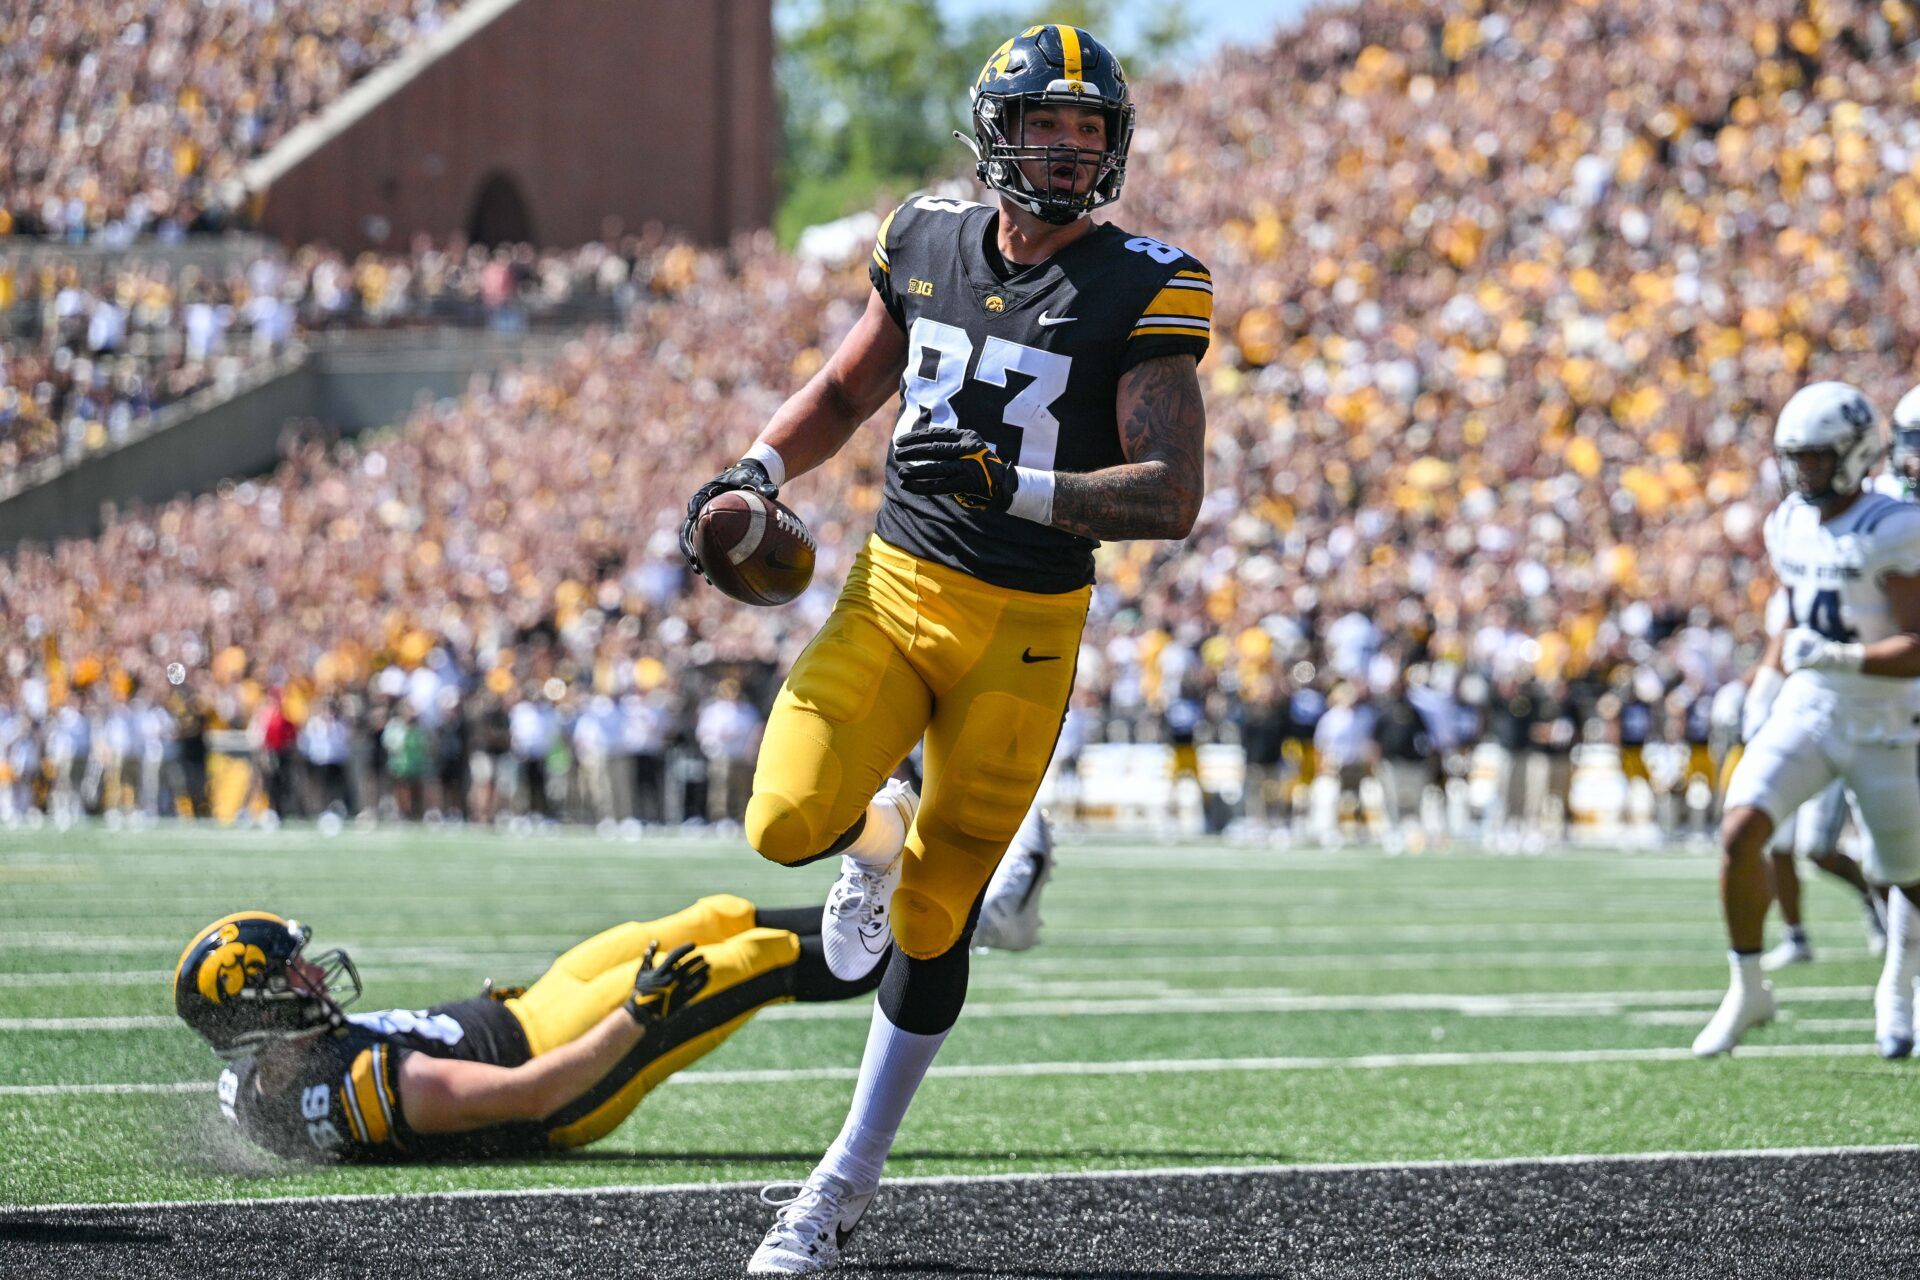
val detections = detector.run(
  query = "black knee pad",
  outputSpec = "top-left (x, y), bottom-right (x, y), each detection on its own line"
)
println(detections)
top-left (789, 934), bottom-right (887, 1003)
top-left (877, 889), bottom-right (984, 1035)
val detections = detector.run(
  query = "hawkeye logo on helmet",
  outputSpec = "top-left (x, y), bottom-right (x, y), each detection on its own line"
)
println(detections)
top-left (198, 934), bottom-right (269, 1004)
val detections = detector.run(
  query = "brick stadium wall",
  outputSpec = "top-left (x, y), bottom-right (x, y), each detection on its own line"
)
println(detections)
top-left (256, 0), bottom-right (775, 251)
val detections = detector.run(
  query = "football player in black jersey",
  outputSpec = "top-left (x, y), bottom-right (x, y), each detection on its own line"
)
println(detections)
top-left (173, 897), bottom-right (881, 1163)
top-left (680, 24), bottom-right (1209, 1274)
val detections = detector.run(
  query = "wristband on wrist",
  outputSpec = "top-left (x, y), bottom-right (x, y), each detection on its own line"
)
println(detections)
top-left (1008, 466), bottom-right (1054, 525)
top-left (742, 441), bottom-right (787, 488)
top-left (1831, 642), bottom-right (1866, 673)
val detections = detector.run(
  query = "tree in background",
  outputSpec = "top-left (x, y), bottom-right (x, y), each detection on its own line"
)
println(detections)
top-left (776, 0), bottom-right (1196, 244)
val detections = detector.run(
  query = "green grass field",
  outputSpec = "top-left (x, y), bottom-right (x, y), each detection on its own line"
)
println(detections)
top-left (2, 825), bottom-right (1910, 1209)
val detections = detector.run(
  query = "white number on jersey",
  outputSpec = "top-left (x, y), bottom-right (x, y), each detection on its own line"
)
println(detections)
top-left (306, 1118), bottom-right (344, 1152)
top-left (912, 195), bottom-right (984, 216)
top-left (1124, 235), bottom-right (1187, 265)
top-left (894, 317), bottom-right (1070, 469)
top-left (976, 337), bottom-right (1068, 470)
top-left (1786, 586), bottom-right (1858, 642)
top-left (301, 1084), bottom-right (331, 1120)
top-left (348, 1009), bottom-right (467, 1046)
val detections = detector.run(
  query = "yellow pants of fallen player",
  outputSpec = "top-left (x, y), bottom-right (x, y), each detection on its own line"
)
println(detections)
top-left (503, 893), bottom-right (795, 1148)
top-left (746, 535), bottom-right (1089, 960)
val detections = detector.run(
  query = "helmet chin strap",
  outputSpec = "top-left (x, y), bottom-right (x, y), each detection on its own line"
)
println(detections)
top-left (956, 131), bottom-right (1088, 225)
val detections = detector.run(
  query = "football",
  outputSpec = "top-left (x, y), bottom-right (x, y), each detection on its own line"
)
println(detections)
top-left (693, 490), bottom-right (817, 606)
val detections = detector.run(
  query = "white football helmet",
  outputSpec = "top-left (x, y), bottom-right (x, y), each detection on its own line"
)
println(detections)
top-left (1891, 384), bottom-right (1920, 497)
top-left (1773, 381), bottom-right (1880, 500)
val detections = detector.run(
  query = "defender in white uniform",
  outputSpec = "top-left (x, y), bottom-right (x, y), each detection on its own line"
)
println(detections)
top-left (1754, 531), bottom-right (1893, 971)
top-left (1696, 382), bottom-right (1920, 1059)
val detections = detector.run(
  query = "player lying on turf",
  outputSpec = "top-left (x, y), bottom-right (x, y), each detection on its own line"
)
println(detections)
top-left (173, 894), bottom-right (883, 1162)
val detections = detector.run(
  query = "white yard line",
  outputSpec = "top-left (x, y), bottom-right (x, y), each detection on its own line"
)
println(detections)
top-left (0, 985), bottom-right (1876, 1030)
top-left (0, 970), bottom-right (175, 987)
top-left (1, 1080), bottom-right (209, 1096)
top-left (2, 936), bottom-right (1805, 971)
top-left (1790, 1018), bottom-right (1878, 1033)
top-left (667, 1041), bottom-right (1879, 1083)
top-left (10, 1140), bottom-right (1914, 1216)
top-left (0, 1015), bottom-right (174, 1030)
top-left (0, 1040), bottom-right (1882, 1098)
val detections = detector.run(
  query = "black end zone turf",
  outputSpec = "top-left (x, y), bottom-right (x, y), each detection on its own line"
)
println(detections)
top-left (5, 1150), bottom-right (1918, 1279)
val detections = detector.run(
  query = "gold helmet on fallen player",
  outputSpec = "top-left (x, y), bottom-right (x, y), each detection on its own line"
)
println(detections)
top-left (173, 911), bottom-right (361, 1058)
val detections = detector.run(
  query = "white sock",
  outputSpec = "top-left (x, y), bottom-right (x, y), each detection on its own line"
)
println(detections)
top-left (1729, 951), bottom-right (1763, 986)
top-left (815, 1007), bottom-right (947, 1191)
top-left (840, 788), bottom-right (907, 871)
top-left (1884, 891), bottom-right (1920, 982)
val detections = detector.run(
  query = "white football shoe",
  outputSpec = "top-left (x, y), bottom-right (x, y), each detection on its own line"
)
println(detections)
top-left (1760, 935), bottom-right (1814, 971)
top-left (1691, 979), bottom-right (1776, 1057)
top-left (1875, 978), bottom-right (1914, 1060)
top-left (1875, 933), bottom-right (1919, 1060)
top-left (747, 1173), bottom-right (876, 1275)
top-left (974, 809), bottom-right (1055, 952)
top-left (821, 778), bottom-right (917, 982)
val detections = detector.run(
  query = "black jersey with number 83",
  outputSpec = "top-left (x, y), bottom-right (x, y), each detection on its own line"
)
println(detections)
top-left (868, 195), bottom-right (1211, 594)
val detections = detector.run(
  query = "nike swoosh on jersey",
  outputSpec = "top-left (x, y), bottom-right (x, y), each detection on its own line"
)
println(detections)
top-left (1021, 648), bottom-right (1061, 663)
top-left (1036, 312), bottom-right (1076, 326)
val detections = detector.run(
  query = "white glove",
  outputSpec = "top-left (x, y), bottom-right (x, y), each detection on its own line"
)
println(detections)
top-left (1781, 626), bottom-right (1865, 675)
top-left (1741, 666), bottom-right (1783, 743)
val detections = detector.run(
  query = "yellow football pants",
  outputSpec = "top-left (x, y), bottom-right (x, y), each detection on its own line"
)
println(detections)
top-left (502, 893), bottom-right (798, 1148)
top-left (746, 535), bottom-right (1089, 959)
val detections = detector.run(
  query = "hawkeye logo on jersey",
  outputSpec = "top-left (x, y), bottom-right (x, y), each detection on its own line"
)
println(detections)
top-left (907, 278), bottom-right (935, 297)
top-left (984, 296), bottom-right (1006, 312)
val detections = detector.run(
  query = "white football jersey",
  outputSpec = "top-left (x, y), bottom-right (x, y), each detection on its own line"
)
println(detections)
top-left (1765, 490), bottom-right (1920, 715)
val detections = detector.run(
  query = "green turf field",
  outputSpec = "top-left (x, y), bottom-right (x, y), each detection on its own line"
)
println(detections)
top-left (1, 825), bottom-right (1909, 1208)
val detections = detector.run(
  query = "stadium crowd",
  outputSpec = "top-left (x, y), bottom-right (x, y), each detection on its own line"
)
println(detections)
top-left (0, 0), bottom-right (470, 243)
top-left (4, 0), bottom-right (1920, 838)
top-left (0, 237), bottom-right (650, 479)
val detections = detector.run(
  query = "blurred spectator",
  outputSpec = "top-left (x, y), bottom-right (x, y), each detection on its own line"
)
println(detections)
top-left (695, 680), bottom-right (762, 825)
top-left (299, 696), bottom-right (354, 816)
top-left (1528, 678), bottom-right (1580, 840)
top-left (1314, 683), bottom-right (1377, 835)
top-left (1371, 671), bottom-right (1434, 842)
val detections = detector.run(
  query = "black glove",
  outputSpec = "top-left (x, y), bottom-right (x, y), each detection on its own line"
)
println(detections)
top-left (895, 425), bottom-right (1018, 513)
top-left (680, 458), bottom-right (780, 579)
top-left (625, 941), bottom-right (711, 1027)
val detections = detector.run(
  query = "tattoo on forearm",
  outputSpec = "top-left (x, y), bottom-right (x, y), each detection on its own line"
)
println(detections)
top-left (1050, 356), bottom-right (1205, 541)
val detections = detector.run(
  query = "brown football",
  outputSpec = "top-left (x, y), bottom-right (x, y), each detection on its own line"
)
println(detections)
top-left (694, 490), bottom-right (817, 606)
